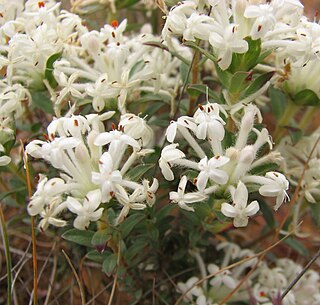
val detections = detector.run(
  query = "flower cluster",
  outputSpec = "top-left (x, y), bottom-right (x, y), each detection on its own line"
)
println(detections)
top-left (26, 112), bottom-right (158, 230)
top-left (177, 242), bottom-right (320, 305)
top-left (160, 103), bottom-right (289, 227)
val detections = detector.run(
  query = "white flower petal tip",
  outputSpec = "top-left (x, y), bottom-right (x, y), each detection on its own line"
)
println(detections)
top-left (221, 181), bottom-right (259, 228)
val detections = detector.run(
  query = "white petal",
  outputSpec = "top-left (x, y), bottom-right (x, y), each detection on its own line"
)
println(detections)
top-left (221, 203), bottom-right (237, 217)
top-left (159, 159), bottom-right (174, 181)
top-left (166, 122), bottom-right (177, 143)
top-left (259, 184), bottom-right (281, 197)
top-left (94, 132), bottom-right (113, 146)
top-left (234, 181), bottom-right (248, 207)
top-left (196, 171), bottom-right (208, 192)
top-left (209, 168), bottom-right (229, 185)
top-left (245, 200), bottom-right (260, 216)
top-left (0, 155), bottom-right (11, 166)
top-left (73, 216), bottom-right (89, 230)
top-left (67, 197), bottom-right (83, 215)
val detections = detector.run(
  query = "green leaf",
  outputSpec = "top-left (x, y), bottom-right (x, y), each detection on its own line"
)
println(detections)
top-left (259, 200), bottom-right (275, 228)
top-left (284, 237), bottom-right (308, 257)
top-left (229, 71), bottom-right (251, 94)
top-left (31, 91), bottom-right (54, 114)
top-left (124, 239), bottom-right (147, 261)
top-left (125, 164), bottom-right (154, 181)
top-left (186, 84), bottom-right (219, 100)
top-left (86, 250), bottom-right (112, 263)
top-left (228, 37), bottom-right (262, 73)
top-left (102, 253), bottom-right (118, 276)
top-left (269, 86), bottom-right (287, 119)
top-left (0, 187), bottom-right (26, 203)
top-left (155, 204), bottom-right (175, 222)
top-left (148, 227), bottom-right (159, 241)
top-left (143, 41), bottom-right (190, 65)
top-left (287, 126), bottom-right (303, 145)
top-left (44, 52), bottom-right (62, 87)
top-left (183, 41), bottom-right (216, 62)
top-left (116, 0), bottom-right (140, 9)
top-left (119, 213), bottom-right (145, 238)
top-left (215, 63), bottom-right (232, 88)
top-left (91, 229), bottom-right (112, 253)
top-left (249, 163), bottom-right (278, 176)
top-left (293, 89), bottom-right (320, 106)
top-left (129, 60), bottom-right (145, 79)
top-left (244, 71), bottom-right (274, 97)
top-left (310, 204), bottom-right (320, 227)
top-left (62, 229), bottom-right (94, 247)
top-left (180, 62), bottom-right (190, 84)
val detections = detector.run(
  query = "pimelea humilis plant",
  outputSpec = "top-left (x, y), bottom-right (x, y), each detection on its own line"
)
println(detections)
top-left (0, 0), bottom-right (320, 304)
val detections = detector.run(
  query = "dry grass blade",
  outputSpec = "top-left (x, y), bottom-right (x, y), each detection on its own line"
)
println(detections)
top-left (0, 204), bottom-right (12, 305)
top-left (21, 140), bottom-right (38, 305)
top-left (174, 228), bottom-right (297, 305)
top-left (62, 249), bottom-right (86, 305)
top-left (281, 247), bottom-right (320, 299)
top-left (107, 242), bottom-right (121, 305)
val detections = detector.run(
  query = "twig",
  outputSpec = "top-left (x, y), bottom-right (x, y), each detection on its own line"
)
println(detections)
top-left (21, 140), bottom-right (38, 305)
top-left (62, 249), bottom-right (86, 305)
top-left (43, 255), bottom-right (58, 305)
top-left (281, 247), bottom-right (320, 299)
top-left (0, 204), bottom-right (12, 305)
top-left (107, 242), bottom-right (121, 305)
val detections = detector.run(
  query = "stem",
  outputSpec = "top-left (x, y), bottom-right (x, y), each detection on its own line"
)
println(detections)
top-left (62, 250), bottom-right (86, 305)
top-left (188, 51), bottom-right (200, 116)
top-left (7, 162), bottom-right (26, 183)
top-left (273, 102), bottom-right (299, 143)
top-left (298, 107), bottom-right (316, 131)
top-left (0, 205), bottom-right (12, 305)
top-left (21, 141), bottom-right (38, 305)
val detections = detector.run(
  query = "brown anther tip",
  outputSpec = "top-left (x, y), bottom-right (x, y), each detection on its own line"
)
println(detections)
top-left (111, 122), bottom-right (116, 130)
top-left (38, 1), bottom-right (45, 8)
top-left (111, 31), bottom-right (116, 38)
top-left (215, 155), bottom-right (221, 159)
top-left (198, 104), bottom-right (204, 111)
top-left (257, 24), bottom-right (262, 32)
top-left (74, 119), bottom-right (79, 127)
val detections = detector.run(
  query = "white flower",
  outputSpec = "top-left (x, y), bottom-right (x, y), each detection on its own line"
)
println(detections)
top-left (114, 185), bottom-right (147, 225)
top-left (207, 264), bottom-right (237, 289)
top-left (94, 128), bottom-right (140, 153)
top-left (91, 152), bottom-right (122, 202)
top-left (27, 175), bottom-right (65, 216)
top-left (244, 4), bottom-right (276, 40)
top-left (193, 103), bottom-right (226, 141)
top-left (177, 276), bottom-right (203, 301)
top-left (209, 24), bottom-right (249, 70)
top-left (142, 179), bottom-right (159, 207)
top-left (39, 198), bottom-right (67, 231)
top-left (159, 144), bottom-right (185, 181)
top-left (119, 113), bottom-right (153, 147)
top-left (221, 181), bottom-right (260, 227)
top-left (170, 176), bottom-right (207, 212)
top-left (197, 156), bottom-right (229, 191)
top-left (183, 12), bottom-right (215, 41)
top-left (259, 172), bottom-right (289, 210)
top-left (67, 189), bottom-right (103, 230)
